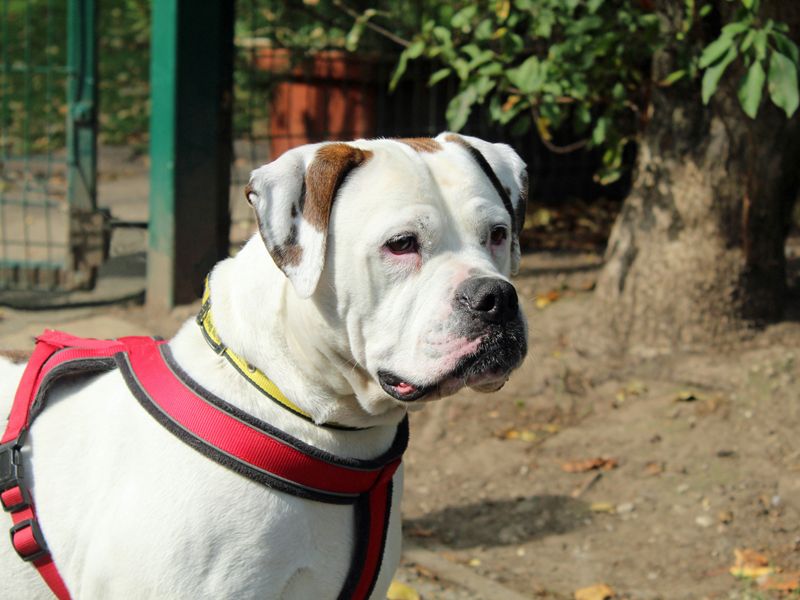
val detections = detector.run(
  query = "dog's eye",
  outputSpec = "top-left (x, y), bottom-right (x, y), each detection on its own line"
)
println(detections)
top-left (385, 234), bottom-right (419, 255)
top-left (489, 226), bottom-right (508, 246)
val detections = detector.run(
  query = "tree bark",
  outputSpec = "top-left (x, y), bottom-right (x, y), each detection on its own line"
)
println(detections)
top-left (595, 0), bottom-right (800, 355)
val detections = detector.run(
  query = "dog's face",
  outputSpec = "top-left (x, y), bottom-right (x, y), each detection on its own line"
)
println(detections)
top-left (247, 134), bottom-right (528, 415)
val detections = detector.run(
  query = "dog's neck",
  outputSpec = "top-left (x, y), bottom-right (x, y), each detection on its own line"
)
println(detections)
top-left (168, 237), bottom-right (405, 457)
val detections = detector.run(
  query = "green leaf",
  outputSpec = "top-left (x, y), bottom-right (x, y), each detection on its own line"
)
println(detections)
top-left (446, 87), bottom-right (478, 131)
top-left (462, 44), bottom-right (483, 60)
top-left (506, 56), bottom-right (544, 94)
top-left (466, 49), bottom-right (495, 70)
top-left (699, 35), bottom-right (734, 69)
top-left (767, 51), bottom-right (799, 117)
top-left (587, 0), bottom-right (604, 13)
top-left (573, 103), bottom-right (592, 132)
top-left (451, 6), bottom-right (477, 30)
top-left (428, 68), bottom-right (452, 87)
top-left (773, 32), bottom-right (800, 66)
top-left (701, 45), bottom-right (737, 104)
top-left (473, 75), bottom-right (496, 100)
top-left (475, 19), bottom-right (494, 40)
top-left (479, 62), bottom-right (503, 77)
top-left (753, 30), bottom-right (768, 61)
top-left (660, 69), bottom-right (686, 86)
top-left (389, 52), bottom-right (409, 91)
top-left (591, 116), bottom-right (609, 146)
top-left (453, 58), bottom-right (470, 80)
top-left (406, 39), bottom-right (425, 59)
top-left (738, 60), bottom-right (766, 118)
top-left (740, 29), bottom-right (756, 54)
top-left (721, 21), bottom-right (750, 38)
top-left (344, 8), bottom-right (378, 52)
top-left (433, 26), bottom-right (452, 45)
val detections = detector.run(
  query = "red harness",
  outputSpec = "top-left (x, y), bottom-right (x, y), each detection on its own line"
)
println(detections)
top-left (1, 330), bottom-right (407, 599)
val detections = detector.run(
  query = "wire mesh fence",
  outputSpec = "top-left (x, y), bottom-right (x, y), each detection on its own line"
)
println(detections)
top-left (0, 0), bottom-right (71, 289)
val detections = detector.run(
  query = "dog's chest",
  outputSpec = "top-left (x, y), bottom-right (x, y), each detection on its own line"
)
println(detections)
top-left (12, 368), bottom-right (400, 599)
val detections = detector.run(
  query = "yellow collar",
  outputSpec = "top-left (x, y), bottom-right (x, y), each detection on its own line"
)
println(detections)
top-left (196, 282), bottom-right (362, 431)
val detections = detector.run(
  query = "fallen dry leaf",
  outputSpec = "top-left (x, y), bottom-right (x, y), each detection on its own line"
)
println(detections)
top-left (500, 429), bottom-right (537, 442)
top-left (386, 580), bottom-right (421, 600)
top-left (561, 457), bottom-right (618, 473)
top-left (574, 583), bottom-right (615, 600)
top-left (759, 572), bottom-right (800, 592)
top-left (535, 290), bottom-right (561, 309)
top-left (411, 563), bottom-right (438, 581)
top-left (589, 502), bottom-right (616, 513)
top-left (733, 548), bottom-right (769, 567)
top-left (730, 548), bottom-right (773, 579)
top-left (644, 461), bottom-right (664, 476)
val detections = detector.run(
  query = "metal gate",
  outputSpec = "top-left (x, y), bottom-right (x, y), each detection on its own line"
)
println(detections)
top-left (0, 0), bottom-right (106, 292)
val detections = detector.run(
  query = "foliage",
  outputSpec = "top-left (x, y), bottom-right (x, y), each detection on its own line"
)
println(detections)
top-left (356, 0), bottom-right (800, 184)
top-left (97, 0), bottom-right (150, 148)
top-left (696, 0), bottom-right (799, 118)
top-left (236, 1), bottom-right (422, 54)
top-left (387, 0), bottom-right (660, 184)
top-left (1, 1), bottom-right (67, 155)
top-left (1, 0), bottom-right (150, 154)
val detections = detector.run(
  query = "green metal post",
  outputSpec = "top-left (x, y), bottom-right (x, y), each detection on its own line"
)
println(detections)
top-left (66, 0), bottom-right (97, 212)
top-left (148, 0), bottom-right (234, 309)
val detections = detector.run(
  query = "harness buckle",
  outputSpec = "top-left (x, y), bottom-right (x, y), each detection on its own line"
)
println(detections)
top-left (10, 518), bottom-right (49, 562)
top-left (0, 442), bottom-right (31, 512)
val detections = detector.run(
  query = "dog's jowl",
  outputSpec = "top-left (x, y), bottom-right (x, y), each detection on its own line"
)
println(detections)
top-left (0, 133), bottom-right (528, 600)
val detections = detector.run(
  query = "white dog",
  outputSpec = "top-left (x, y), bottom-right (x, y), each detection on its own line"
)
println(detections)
top-left (0, 133), bottom-right (528, 599)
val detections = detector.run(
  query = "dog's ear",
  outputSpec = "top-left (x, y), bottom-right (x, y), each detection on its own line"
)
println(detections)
top-left (246, 143), bottom-right (373, 298)
top-left (437, 133), bottom-right (528, 275)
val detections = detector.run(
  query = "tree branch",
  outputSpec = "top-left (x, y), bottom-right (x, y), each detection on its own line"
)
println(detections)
top-left (331, 0), bottom-right (411, 48)
top-left (530, 107), bottom-right (589, 154)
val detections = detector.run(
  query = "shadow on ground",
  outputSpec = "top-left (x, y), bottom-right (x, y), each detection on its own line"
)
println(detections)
top-left (403, 494), bottom-right (590, 549)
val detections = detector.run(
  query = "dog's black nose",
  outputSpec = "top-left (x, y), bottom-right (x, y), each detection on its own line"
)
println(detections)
top-left (458, 277), bottom-right (519, 324)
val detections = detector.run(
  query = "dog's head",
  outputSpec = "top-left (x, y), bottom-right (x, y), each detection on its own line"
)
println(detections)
top-left (247, 133), bottom-right (528, 414)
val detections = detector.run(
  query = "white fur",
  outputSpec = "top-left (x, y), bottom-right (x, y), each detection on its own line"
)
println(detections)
top-left (0, 135), bottom-right (527, 599)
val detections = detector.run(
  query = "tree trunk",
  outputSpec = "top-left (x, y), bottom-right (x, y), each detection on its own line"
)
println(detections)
top-left (595, 0), bottom-right (800, 355)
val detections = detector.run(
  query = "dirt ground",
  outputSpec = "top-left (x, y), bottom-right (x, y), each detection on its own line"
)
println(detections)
top-left (394, 244), bottom-right (800, 600)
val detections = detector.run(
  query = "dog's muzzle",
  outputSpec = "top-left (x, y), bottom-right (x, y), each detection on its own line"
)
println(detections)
top-left (379, 276), bottom-right (527, 402)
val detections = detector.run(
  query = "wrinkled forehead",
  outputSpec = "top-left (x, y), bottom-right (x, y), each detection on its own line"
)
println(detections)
top-left (415, 143), bottom-right (511, 221)
top-left (346, 140), bottom-right (509, 219)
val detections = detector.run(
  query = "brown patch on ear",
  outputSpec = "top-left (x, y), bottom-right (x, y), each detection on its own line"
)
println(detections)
top-left (271, 244), bottom-right (303, 268)
top-left (398, 138), bottom-right (443, 153)
top-left (304, 144), bottom-right (373, 231)
top-left (244, 183), bottom-right (255, 204)
top-left (0, 350), bottom-right (30, 364)
top-left (443, 133), bottom-right (466, 147)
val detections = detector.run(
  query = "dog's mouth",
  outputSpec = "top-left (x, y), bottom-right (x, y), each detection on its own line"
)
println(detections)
top-left (378, 329), bottom-right (527, 403)
top-left (378, 371), bottom-right (434, 402)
